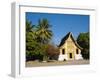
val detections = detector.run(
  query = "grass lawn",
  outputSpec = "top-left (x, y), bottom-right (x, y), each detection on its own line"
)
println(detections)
top-left (26, 60), bottom-right (89, 67)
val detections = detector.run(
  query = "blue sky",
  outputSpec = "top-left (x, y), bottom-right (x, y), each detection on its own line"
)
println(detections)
top-left (26, 12), bottom-right (89, 45)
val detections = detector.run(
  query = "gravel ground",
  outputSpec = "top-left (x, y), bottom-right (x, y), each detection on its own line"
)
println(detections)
top-left (26, 60), bottom-right (89, 67)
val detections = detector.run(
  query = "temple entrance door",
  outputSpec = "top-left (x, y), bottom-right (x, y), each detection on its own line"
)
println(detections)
top-left (69, 53), bottom-right (72, 59)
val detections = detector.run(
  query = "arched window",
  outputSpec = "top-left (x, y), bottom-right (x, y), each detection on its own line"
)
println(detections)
top-left (62, 49), bottom-right (65, 54)
top-left (76, 49), bottom-right (79, 54)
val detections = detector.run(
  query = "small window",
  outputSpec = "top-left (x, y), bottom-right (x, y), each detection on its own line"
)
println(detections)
top-left (69, 53), bottom-right (72, 58)
top-left (62, 49), bottom-right (65, 54)
top-left (76, 49), bottom-right (79, 54)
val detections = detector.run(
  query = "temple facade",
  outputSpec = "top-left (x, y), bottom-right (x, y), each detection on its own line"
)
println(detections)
top-left (58, 32), bottom-right (83, 61)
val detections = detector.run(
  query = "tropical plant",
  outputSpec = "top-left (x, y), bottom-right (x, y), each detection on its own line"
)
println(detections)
top-left (26, 19), bottom-right (53, 61)
top-left (36, 18), bottom-right (53, 44)
top-left (26, 20), bottom-right (37, 40)
top-left (26, 20), bottom-right (35, 32)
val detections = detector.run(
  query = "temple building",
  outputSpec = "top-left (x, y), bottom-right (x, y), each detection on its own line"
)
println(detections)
top-left (58, 32), bottom-right (83, 61)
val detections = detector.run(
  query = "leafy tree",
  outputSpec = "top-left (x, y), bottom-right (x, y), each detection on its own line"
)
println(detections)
top-left (46, 44), bottom-right (59, 60)
top-left (26, 19), bottom-right (53, 61)
top-left (26, 42), bottom-right (48, 61)
top-left (26, 20), bottom-right (38, 60)
top-left (77, 32), bottom-right (89, 59)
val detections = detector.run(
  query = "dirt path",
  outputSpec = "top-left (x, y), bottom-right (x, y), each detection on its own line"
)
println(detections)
top-left (26, 60), bottom-right (89, 67)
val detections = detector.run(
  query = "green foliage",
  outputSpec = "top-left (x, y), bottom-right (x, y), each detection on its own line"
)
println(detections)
top-left (77, 32), bottom-right (89, 59)
top-left (26, 19), bottom-right (53, 61)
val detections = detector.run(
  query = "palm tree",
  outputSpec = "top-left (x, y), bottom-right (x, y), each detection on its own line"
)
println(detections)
top-left (36, 18), bottom-right (53, 61)
top-left (26, 19), bottom-right (53, 61)
top-left (36, 18), bottom-right (53, 44)
top-left (26, 20), bottom-right (34, 32)
top-left (26, 20), bottom-right (37, 40)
